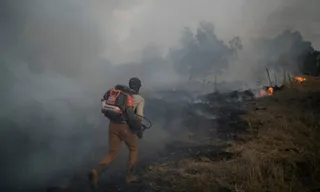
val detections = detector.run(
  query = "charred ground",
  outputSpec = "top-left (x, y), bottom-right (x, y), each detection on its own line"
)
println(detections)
top-left (49, 85), bottom-right (254, 192)
top-left (140, 77), bottom-right (320, 192)
top-left (48, 77), bottom-right (320, 192)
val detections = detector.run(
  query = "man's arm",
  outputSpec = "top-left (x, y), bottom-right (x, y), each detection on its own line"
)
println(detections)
top-left (125, 106), bottom-right (142, 133)
top-left (135, 99), bottom-right (145, 121)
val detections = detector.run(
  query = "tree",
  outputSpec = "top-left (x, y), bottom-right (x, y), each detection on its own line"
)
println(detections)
top-left (229, 36), bottom-right (242, 58)
top-left (170, 21), bottom-right (236, 78)
top-left (254, 30), bottom-right (316, 74)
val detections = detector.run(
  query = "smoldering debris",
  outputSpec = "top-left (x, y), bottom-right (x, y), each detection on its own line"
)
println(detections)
top-left (146, 88), bottom-right (253, 138)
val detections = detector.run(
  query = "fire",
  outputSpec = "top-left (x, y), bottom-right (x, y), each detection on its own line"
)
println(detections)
top-left (268, 87), bottom-right (274, 95)
top-left (294, 76), bottom-right (307, 83)
top-left (260, 87), bottom-right (274, 97)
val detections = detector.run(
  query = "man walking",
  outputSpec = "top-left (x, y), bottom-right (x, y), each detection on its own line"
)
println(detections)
top-left (88, 77), bottom-right (145, 188)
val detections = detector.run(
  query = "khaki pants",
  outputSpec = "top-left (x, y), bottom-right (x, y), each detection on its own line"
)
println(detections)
top-left (97, 121), bottom-right (138, 172)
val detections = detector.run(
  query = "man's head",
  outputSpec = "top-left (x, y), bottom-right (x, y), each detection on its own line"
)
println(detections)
top-left (129, 77), bottom-right (142, 93)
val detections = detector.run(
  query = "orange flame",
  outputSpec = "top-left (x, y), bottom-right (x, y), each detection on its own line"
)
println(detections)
top-left (294, 76), bottom-right (307, 83)
top-left (260, 87), bottom-right (274, 97)
top-left (268, 87), bottom-right (274, 95)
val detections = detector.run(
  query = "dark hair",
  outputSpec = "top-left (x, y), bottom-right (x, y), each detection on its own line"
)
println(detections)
top-left (129, 77), bottom-right (141, 93)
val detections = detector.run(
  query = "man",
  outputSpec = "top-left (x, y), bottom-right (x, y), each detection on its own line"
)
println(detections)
top-left (88, 77), bottom-right (145, 188)
top-left (129, 77), bottom-right (145, 121)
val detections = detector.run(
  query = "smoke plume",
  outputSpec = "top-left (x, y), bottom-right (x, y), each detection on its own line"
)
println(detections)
top-left (0, 0), bottom-right (320, 191)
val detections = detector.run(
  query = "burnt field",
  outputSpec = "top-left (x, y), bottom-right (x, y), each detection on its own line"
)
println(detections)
top-left (46, 77), bottom-right (320, 192)
top-left (50, 88), bottom-right (256, 192)
top-left (140, 77), bottom-right (320, 192)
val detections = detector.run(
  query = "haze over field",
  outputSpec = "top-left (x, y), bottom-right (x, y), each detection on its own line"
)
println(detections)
top-left (0, 0), bottom-right (319, 191)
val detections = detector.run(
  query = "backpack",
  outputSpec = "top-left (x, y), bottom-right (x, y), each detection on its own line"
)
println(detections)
top-left (101, 85), bottom-right (134, 122)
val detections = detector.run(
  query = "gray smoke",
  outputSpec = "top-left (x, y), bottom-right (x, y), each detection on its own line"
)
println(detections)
top-left (1, 0), bottom-right (320, 191)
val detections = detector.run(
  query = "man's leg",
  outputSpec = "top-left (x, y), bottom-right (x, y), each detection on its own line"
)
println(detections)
top-left (88, 122), bottom-right (123, 188)
top-left (122, 126), bottom-right (139, 183)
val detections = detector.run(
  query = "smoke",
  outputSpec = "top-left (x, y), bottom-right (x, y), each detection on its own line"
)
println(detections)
top-left (0, 1), bottom-right (115, 190)
top-left (169, 21), bottom-right (240, 79)
top-left (1, 0), bottom-right (320, 191)
top-left (244, 0), bottom-right (320, 48)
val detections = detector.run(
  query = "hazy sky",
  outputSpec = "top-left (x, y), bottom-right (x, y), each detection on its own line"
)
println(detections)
top-left (2, 0), bottom-right (319, 66)
top-left (1, 1), bottom-right (320, 190)
top-left (98, 0), bottom-right (320, 63)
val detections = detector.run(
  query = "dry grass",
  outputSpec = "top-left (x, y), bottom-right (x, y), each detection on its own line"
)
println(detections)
top-left (141, 76), bottom-right (320, 192)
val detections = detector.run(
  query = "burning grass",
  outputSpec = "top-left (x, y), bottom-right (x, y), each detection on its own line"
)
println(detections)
top-left (259, 75), bottom-right (309, 97)
top-left (141, 76), bottom-right (320, 192)
top-left (294, 76), bottom-right (307, 83)
top-left (260, 87), bottom-right (274, 97)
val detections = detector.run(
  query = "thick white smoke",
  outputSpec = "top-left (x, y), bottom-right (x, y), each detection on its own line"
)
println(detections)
top-left (0, 0), bottom-right (319, 191)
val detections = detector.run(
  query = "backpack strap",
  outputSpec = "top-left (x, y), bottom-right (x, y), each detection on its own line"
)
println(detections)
top-left (122, 92), bottom-right (134, 107)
